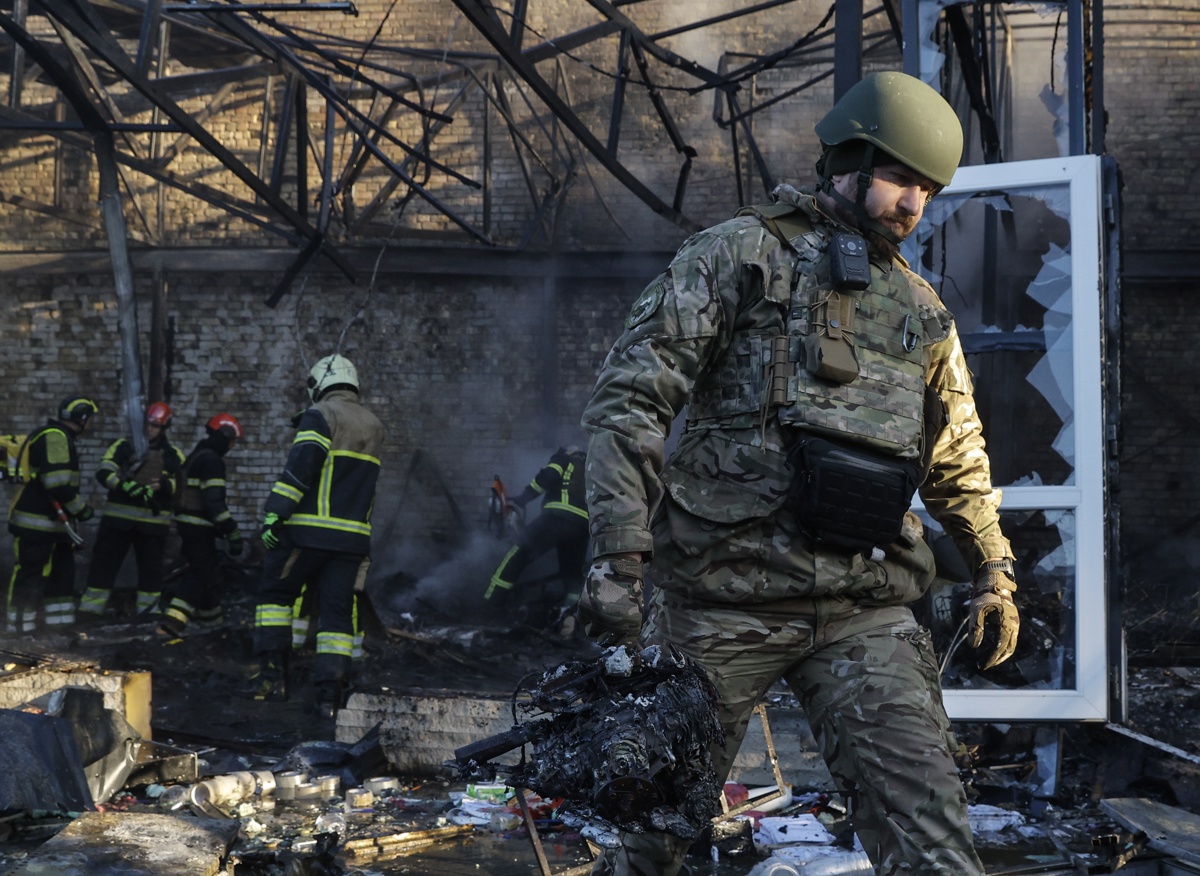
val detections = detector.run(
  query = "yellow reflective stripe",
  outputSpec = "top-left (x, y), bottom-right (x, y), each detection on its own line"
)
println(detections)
top-left (256, 603), bottom-right (293, 628)
top-left (199, 478), bottom-right (226, 489)
top-left (10, 511), bottom-right (62, 532)
top-left (543, 501), bottom-right (589, 519)
top-left (42, 470), bottom-right (77, 489)
top-left (332, 449), bottom-right (381, 465)
top-left (103, 506), bottom-right (171, 525)
top-left (272, 482), bottom-right (304, 502)
top-left (174, 513), bottom-right (214, 527)
top-left (295, 430), bottom-right (331, 449)
top-left (315, 630), bottom-right (354, 658)
top-left (79, 588), bottom-right (108, 613)
top-left (558, 461), bottom-right (576, 505)
top-left (289, 514), bottom-right (371, 535)
top-left (45, 603), bottom-right (75, 625)
top-left (319, 458), bottom-right (334, 518)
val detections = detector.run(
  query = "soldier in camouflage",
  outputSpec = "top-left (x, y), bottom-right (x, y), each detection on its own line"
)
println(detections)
top-left (578, 71), bottom-right (1019, 876)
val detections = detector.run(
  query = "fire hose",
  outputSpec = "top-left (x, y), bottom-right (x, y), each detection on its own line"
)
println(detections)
top-left (51, 500), bottom-right (84, 547)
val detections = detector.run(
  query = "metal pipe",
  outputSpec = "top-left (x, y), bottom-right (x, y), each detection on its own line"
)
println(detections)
top-left (96, 133), bottom-right (148, 459)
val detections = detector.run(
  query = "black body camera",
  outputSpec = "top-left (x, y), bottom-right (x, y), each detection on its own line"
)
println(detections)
top-left (829, 232), bottom-right (871, 291)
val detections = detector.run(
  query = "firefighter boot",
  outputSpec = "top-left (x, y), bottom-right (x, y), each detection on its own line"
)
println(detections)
top-left (243, 650), bottom-right (289, 702)
top-left (313, 679), bottom-right (345, 719)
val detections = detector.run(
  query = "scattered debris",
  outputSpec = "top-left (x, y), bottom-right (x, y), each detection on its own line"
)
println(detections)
top-left (450, 644), bottom-right (725, 844)
top-left (7, 600), bottom-right (1200, 875)
top-left (1101, 797), bottom-right (1200, 867)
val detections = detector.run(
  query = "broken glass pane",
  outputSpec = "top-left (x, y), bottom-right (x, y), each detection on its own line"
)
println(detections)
top-left (906, 184), bottom-right (1075, 486)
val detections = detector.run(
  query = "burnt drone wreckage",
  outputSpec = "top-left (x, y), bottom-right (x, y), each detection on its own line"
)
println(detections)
top-left (451, 644), bottom-right (725, 844)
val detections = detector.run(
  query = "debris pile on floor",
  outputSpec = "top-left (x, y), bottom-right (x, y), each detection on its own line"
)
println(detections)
top-left (7, 609), bottom-right (1200, 875)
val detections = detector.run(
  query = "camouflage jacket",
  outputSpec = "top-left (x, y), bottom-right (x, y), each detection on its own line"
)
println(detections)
top-left (582, 184), bottom-right (1012, 582)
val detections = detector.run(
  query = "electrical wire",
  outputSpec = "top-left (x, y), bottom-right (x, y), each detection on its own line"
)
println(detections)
top-left (940, 614), bottom-right (972, 677)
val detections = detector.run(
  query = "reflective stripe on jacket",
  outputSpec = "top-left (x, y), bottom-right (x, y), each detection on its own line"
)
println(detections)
top-left (95, 437), bottom-right (185, 529)
top-left (175, 443), bottom-right (237, 533)
top-left (264, 390), bottom-right (384, 554)
top-left (7, 421), bottom-right (86, 541)
top-left (521, 447), bottom-right (589, 520)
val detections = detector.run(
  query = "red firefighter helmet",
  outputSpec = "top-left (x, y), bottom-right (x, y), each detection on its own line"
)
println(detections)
top-left (146, 401), bottom-right (173, 428)
top-left (206, 412), bottom-right (243, 439)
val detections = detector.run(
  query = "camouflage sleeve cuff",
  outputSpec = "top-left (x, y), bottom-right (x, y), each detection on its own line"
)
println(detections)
top-left (592, 527), bottom-right (655, 559)
top-left (965, 539), bottom-right (1014, 575)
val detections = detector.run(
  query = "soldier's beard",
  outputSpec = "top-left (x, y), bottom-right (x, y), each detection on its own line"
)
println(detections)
top-left (865, 228), bottom-right (900, 263)
top-left (829, 200), bottom-right (905, 262)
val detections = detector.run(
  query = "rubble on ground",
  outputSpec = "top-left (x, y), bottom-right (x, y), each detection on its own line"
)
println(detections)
top-left (5, 591), bottom-right (1200, 875)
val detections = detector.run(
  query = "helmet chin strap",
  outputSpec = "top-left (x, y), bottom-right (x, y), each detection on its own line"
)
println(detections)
top-left (817, 144), bottom-right (903, 245)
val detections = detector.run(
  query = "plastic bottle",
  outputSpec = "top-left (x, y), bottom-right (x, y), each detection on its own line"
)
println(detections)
top-left (314, 811), bottom-right (347, 836)
top-left (158, 785), bottom-right (190, 811)
top-left (488, 810), bottom-right (522, 832)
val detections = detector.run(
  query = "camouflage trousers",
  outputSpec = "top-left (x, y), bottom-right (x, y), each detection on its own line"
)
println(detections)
top-left (591, 588), bottom-right (983, 876)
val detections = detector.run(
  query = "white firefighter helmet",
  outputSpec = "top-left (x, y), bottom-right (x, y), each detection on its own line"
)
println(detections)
top-left (307, 354), bottom-right (359, 402)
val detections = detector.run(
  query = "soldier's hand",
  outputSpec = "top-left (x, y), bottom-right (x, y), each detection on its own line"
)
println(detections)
top-left (260, 512), bottom-right (283, 550)
top-left (968, 558), bottom-right (1020, 670)
top-left (577, 554), bottom-right (644, 647)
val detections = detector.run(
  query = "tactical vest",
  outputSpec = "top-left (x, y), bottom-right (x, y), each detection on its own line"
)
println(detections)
top-left (130, 446), bottom-right (166, 486)
top-left (687, 201), bottom-right (952, 460)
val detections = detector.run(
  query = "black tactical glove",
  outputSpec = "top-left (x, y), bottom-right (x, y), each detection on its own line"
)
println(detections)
top-left (226, 530), bottom-right (245, 557)
top-left (968, 558), bottom-right (1020, 670)
top-left (576, 554), bottom-right (644, 647)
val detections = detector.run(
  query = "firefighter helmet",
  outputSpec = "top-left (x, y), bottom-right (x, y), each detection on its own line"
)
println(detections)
top-left (815, 71), bottom-right (963, 187)
top-left (146, 401), bottom-right (173, 428)
top-left (307, 354), bottom-right (358, 402)
top-left (59, 395), bottom-right (100, 427)
top-left (206, 412), bottom-right (244, 439)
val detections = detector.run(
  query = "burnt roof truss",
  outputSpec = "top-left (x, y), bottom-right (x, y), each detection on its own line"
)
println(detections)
top-left (0, 0), bottom-right (1089, 299)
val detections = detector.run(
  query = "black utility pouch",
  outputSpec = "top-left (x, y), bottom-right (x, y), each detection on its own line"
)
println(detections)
top-left (788, 434), bottom-right (921, 553)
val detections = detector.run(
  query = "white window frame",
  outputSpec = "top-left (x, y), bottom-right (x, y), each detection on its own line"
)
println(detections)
top-left (921, 155), bottom-right (1108, 722)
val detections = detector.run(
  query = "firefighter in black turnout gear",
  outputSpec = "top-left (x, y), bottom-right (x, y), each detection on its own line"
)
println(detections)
top-left (158, 413), bottom-right (246, 638)
top-left (80, 402), bottom-right (185, 619)
top-left (246, 355), bottom-right (384, 718)
top-left (484, 445), bottom-right (589, 633)
top-left (6, 396), bottom-right (99, 632)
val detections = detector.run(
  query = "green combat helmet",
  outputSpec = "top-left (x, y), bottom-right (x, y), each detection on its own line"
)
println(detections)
top-left (814, 71), bottom-right (963, 241)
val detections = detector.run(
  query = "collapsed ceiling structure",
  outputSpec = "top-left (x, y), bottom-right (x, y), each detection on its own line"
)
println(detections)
top-left (0, 0), bottom-right (1101, 304)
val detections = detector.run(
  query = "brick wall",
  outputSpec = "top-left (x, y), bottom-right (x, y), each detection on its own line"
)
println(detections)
top-left (2, 1), bottom-right (1200, 625)
top-left (1116, 280), bottom-right (1200, 555)
top-left (0, 256), bottom-right (644, 599)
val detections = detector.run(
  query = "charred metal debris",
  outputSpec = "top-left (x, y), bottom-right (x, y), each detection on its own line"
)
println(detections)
top-left (450, 643), bottom-right (725, 844)
top-left (0, 0), bottom-right (1069, 299)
